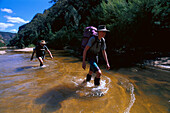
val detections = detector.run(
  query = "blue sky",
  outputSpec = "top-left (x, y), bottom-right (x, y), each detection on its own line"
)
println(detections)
top-left (0, 0), bottom-right (53, 33)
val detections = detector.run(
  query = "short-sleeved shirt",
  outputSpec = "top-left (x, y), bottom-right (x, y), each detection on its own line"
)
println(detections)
top-left (87, 36), bottom-right (106, 56)
top-left (34, 45), bottom-right (49, 57)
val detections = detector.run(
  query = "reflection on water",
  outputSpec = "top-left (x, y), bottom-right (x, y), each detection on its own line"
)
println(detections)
top-left (0, 50), bottom-right (169, 113)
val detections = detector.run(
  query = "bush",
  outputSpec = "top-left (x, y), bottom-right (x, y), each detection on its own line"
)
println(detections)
top-left (28, 44), bottom-right (35, 48)
top-left (9, 0), bottom-right (169, 52)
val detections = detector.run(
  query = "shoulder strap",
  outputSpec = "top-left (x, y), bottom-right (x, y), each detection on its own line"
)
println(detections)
top-left (91, 36), bottom-right (105, 49)
top-left (91, 36), bottom-right (98, 48)
top-left (101, 38), bottom-right (104, 47)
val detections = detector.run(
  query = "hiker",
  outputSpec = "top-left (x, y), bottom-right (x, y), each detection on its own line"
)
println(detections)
top-left (82, 25), bottom-right (110, 86)
top-left (30, 40), bottom-right (53, 66)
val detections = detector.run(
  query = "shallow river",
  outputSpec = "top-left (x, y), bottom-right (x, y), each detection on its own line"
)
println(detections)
top-left (0, 50), bottom-right (169, 113)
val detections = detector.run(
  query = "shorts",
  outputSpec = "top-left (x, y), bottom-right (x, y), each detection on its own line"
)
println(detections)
top-left (88, 56), bottom-right (100, 73)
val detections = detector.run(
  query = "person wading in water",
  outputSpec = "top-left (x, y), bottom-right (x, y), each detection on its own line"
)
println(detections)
top-left (82, 25), bottom-right (110, 86)
top-left (30, 40), bottom-right (53, 67)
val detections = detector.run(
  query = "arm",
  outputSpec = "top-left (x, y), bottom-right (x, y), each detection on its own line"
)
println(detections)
top-left (82, 46), bottom-right (90, 70)
top-left (47, 50), bottom-right (53, 59)
top-left (45, 45), bottom-right (53, 59)
top-left (102, 50), bottom-right (110, 70)
top-left (30, 49), bottom-right (35, 61)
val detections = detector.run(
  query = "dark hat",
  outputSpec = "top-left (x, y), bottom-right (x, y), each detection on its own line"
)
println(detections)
top-left (97, 25), bottom-right (110, 32)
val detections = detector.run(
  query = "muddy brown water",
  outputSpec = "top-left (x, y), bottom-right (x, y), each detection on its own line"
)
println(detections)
top-left (0, 50), bottom-right (169, 113)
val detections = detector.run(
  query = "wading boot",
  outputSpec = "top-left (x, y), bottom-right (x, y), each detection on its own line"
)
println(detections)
top-left (86, 74), bottom-right (92, 82)
top-left (94, 77), bottom-right (100, 86)
top-left (40, 63), bottom-right (43, 67)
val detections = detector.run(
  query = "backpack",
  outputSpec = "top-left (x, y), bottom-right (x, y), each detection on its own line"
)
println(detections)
top-left (81, 26), bottom-right (105, 59)
top-left (81, 26), bottom-right (98, 49)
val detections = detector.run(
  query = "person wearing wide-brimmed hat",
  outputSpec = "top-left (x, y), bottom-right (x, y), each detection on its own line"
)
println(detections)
top-left (31, 40), bottom-right (53, 67)
top-left (82, 25), bottom-right (110, 86)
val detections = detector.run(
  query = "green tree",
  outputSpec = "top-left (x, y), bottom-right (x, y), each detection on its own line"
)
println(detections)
top-left (9, 0), bottom-right (169, 53)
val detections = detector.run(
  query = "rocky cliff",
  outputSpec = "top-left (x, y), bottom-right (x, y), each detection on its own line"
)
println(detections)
top-left (0, 31), bottom-right (16, 44)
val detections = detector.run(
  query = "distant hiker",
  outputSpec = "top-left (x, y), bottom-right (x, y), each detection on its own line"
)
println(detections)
top-left (30, 40), bottom-right (53, 67)
top-left (82, 25), bottom-right (110, 86)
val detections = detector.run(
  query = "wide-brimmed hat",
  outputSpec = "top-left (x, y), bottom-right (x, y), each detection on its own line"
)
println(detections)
top-left (40, 40), bottom-right (46, 45)
top-left (97, 25), bottom-right (110, 32)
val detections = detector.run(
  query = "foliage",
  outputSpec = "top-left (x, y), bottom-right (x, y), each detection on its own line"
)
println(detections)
top-left (28, 44), bottom-right (35, 48)
top-left (49, 0), bottom-right (58, 3)
top-left (0, 42), bottom-right (4, 47)
top-left (9, 0), bottom-right (169, 53)
top-left (88, 0), bottom-right (169, 52)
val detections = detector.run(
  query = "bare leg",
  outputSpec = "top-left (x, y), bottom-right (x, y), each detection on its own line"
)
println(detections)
top-left (96, 70), bottom-right (102, 78)
top-left (38, 57), bottom-right (43, 66)
top-left (88, 70), bottom-right (93, 75)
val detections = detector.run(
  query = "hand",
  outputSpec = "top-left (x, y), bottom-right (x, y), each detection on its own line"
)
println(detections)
top-left (82, 62), bottom-right (86, 70)
top-left (51, 56), bottom-right (53, 59)
top-left (106, 63), bottom-right (110, 70)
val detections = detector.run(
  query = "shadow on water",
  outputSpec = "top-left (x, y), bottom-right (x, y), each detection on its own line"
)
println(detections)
top-left (15, 66), bottom-right (33, 72)
top-left (35, 85), bottom-right (81, 112)
top-left (15, 66), bottom-right (43, 72)
top-left (35, 84), bottom-right (102, 112)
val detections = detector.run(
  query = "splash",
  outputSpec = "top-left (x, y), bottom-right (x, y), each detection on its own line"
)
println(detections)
top-left (124, 83), bottom-right (135, 113)
top-left (72, 75), bottom-right (111, 97)
top-left (31, 65), bottom-right (49, 69)
top-left (118, 78), bottom-right (136, 113)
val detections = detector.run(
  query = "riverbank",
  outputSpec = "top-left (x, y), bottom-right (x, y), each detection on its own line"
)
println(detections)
top-left (143, 57), bottom-right (170, 71)
top-left (13, 47), bottom-right (34, 52)
top-left (0, 51), bottom-right (6, 55)
top-left (0, 46), bottom-right (16, 49)
top-left (0, 47), bottom-right (34, 55)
